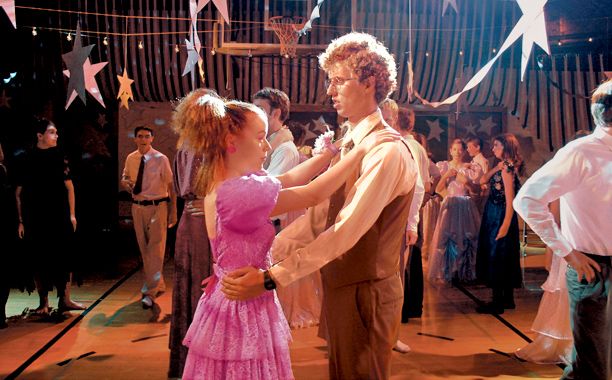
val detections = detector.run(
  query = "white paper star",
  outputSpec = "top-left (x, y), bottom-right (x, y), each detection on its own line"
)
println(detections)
top-left (426, 119), bottom-right (444, 142)
top-left (0, 0), bottom-right (16, 28)
top-left (63, 58), bottom-right (108, 109)
top-left (0, 90), bottom-right (11, 108)
top-left (463, 123), bottom-right (478, 137)
top-left (182, 29), bottom-right (204, 81)
top-left (442, 0), bottom-right (458, 15)
top-left (200, 0), bottom-right (229, 24)
top-left (478, 116), bottom-right (497, 133)
top-left (517, 0), bottom-right (549, 81)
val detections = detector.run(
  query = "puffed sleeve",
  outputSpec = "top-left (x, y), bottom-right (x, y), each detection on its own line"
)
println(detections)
top-left (216, 171), bottom-right (281, 234)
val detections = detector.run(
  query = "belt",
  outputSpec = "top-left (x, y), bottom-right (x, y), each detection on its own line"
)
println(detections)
top-left (132, 197), bottom-right (170, 206)
top-left (584, 252), bottom-right (612, 265)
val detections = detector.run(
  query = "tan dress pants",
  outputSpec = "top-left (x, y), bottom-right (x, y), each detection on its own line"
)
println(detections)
top-left (132, 203), bottom-right (168, 297)
top-left (322, 273), bottom-right (403, 380)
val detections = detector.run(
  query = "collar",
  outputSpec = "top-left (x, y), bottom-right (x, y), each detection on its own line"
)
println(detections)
top-left (138, 147), bottom-right (156, 160)
top-left (343, 109), bottom-right (383, 148)
top-left (593, 125), bottom-right (612, 149)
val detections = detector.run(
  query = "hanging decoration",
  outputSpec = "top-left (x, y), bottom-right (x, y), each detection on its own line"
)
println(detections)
top-left (416, 0), bottom-right (550, 107)
top-left (64, 58), bottom-right (108, 108)
top-left (116, 19), bottom-right (135, 110)
top-left (182, 27), bottom-right (204, 82)
top-left (517, 0), bottom-right (550, 80)
top-left (62, 23), bottom-right (95, 109)
top-left (117, 69), bottom-right (134, 110)
top-left (190, 0), bottom-right (229, 25)
top-left (298, 0), bottom-right (326, 36)
top-left (0, 0), bottom-right (15, 28)
top-left (442, 0), bottom-right (458, 15)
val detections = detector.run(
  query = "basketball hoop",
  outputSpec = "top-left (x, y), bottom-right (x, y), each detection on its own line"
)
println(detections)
top-left (268, 16), bottom-right (306, 58)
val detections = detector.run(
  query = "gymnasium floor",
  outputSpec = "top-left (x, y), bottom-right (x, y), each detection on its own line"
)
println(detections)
top-left (1, 256), bottom-right (564, 380)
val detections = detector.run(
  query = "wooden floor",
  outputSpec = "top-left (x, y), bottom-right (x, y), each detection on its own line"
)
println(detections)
top-left (0, 256), bottom-right (564, 380)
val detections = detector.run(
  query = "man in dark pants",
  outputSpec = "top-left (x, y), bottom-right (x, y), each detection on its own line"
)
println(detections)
top-left (514, 79), bottom-right (612, 380)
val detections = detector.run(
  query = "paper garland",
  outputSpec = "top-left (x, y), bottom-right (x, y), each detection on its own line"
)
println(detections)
top-left (298, 0), bottom-right (326, 36)
top-left (442, 0), bottom-right (458, 15)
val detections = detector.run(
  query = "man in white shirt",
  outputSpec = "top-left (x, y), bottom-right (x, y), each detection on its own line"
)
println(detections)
top-left (223, 33), bottom-right (418, 379)
top-left (121, 126), bottom-right (177, 309)
top-left (253, 88), bottom-right (300, 176)
top-left (253, 88), bottom-right (301, 231)
top-left (514, 79), bottom-right (612, 380)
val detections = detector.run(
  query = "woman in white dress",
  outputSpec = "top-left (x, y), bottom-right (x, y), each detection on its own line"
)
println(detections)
top-left (514, 200), bottom-right (573, 364)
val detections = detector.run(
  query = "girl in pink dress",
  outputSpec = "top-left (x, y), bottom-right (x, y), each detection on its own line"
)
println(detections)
top-left (172, 90), bottom-right (397, 379)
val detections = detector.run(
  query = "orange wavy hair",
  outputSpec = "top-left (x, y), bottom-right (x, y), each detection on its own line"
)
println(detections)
top-left (171, 90), bottom-right (264, 195)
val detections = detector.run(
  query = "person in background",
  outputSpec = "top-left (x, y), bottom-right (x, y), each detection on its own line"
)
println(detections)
top-left (428, 138), bottom-right (482, 284)
top-left (476, 134), bottom-right (523, 314)
top-left (15, 118), bottom-right (82, 315)
top-left (121, 126), bottom-right (177, 309)
top-left (167, 89), bottom-right (216, 379)
top-left (380, 98), bottom-right (426, 354)
top-left (466, 136), bottom-right (489, 213)
top-left (514, 79), bottom-right (612, 380)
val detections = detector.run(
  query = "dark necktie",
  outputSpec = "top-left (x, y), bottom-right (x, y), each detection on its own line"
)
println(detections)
top-left (133, 155), bottom-right (145, 195)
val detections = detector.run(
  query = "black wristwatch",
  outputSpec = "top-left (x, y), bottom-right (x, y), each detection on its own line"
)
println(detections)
top-left (263, 270), bottom-right (277, 290)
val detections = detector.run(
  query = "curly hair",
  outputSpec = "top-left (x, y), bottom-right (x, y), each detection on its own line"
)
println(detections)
top-left (171, 90), bottom-right (264, 194)
top-left (319, 32), bottom-right (397, 103)
top-left (253, 88), bottom-right (291, 122)
top-left (493, 133), bottom-right (525, 176)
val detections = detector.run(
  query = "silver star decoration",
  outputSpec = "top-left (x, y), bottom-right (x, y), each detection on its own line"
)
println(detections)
top-left (478, 116), bottom-right (497, 133)
top-left (464, 123), bottom-right (478, 137)
top-left (442, 0), bottom-right (458, 15)
top-left (426, 119), bottom-right (444, 142)
top-left (182, 29), bottom-right (204, 81)
top-left (0, 90), bottom-right (11, 108)
top-left (62, 23), bottom-right (94, 108)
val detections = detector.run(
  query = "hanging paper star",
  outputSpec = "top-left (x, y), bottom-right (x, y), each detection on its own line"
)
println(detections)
top-left (0, 0), bottom-right (16, 28)
top-left (0, 90), bottom-right (11, 108)
top-left (182, 29), bottom-right (204, 82)
top-left (517, 0), bottom-right (549, 81)
top-left (63, 58), bottom-right (108, 109)
top-left (116, 69), bottom-right (134, 110)
top-left (442, 0), bottom-right (458, 15)
top-left (426, 119), bottom-right (444, 142)
top-left (62, 24), bottom-right (95, 109)
top-left (478, 116), bottom-right (497, 133)
top-left (299, 0), bottom-right (326, 35)
top-left (196, 0), bottom-right (229, 25)
top-left (464, 123), bottom-right (478, 137)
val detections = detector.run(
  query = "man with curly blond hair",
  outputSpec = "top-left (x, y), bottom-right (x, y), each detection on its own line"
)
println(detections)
top-left (223, 32), bottom-right (419, 379)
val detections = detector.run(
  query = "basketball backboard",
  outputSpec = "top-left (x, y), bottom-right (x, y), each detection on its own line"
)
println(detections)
top-left (213, 0), bottom-right (355, 56)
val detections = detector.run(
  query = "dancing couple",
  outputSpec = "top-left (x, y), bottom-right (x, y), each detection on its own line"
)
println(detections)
top-left (174, 32), bottom-right (419, 380)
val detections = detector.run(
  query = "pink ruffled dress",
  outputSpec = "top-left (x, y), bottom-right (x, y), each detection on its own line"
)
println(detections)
top-left (182, 172), bottom-right (294, 380)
